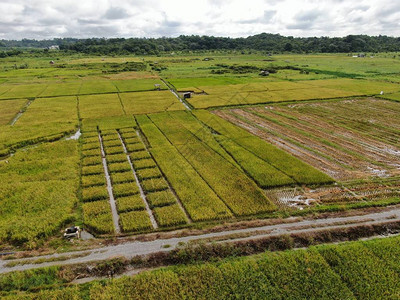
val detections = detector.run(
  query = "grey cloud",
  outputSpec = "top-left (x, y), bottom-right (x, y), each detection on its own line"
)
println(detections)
top-left (287, 10), bottom-right (322, 30)
top-left (162, 20), bottom-right (181, 28)
top-left (103, 7), bottom-right (130, 20)
top-left (374, 3), bottom-right (400, 18)
top-left (294, 10), bottom-right (320, 23)
top-left (1, 0), bottom-right (400, 40)
top-left (78, 18), bottom-right (106, 25)
top-left (239, 10), bottom-right (276, 24)
top-left (263, 10), bottom-right (277, 20)
top-left (353, 5), bottom-right (370, 12)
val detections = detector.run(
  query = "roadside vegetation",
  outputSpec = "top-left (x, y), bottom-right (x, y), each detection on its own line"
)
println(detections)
top-left (3, 232), bottom-right (400, 299)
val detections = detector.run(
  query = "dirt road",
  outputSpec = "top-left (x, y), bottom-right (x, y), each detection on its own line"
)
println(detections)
top-left (1, 206), bottom-right (400, 274)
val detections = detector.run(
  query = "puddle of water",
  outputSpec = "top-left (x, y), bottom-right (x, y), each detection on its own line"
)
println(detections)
top-left (66, 129), bottom-right (81, 140)
top-left (279, 195), bottom-right (315, 210)
top-left (383, 147), bottom-right (400, 156)
top-left (367, 166), bottom-right (389, 178)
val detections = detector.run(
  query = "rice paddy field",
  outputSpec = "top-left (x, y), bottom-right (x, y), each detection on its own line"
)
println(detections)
top-left (4, 234), bottom-right (400, 299)
top-left (0, 51), bottom-right (400, 249)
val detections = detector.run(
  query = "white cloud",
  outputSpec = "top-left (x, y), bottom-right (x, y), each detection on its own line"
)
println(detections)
top-left (0, 0), bottom-right (398, 39)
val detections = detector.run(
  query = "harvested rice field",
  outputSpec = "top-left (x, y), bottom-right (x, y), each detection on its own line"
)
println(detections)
top-left (215, 98), bottom-right (400, 181)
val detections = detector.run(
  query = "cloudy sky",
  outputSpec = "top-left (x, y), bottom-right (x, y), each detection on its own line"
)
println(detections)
top-left (0, 0), bottom-right (399, 40)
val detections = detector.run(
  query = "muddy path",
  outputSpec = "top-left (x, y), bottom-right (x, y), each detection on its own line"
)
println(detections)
top-left (161, 79), bottom-right (192, 110)
top-left (9, 99), bottom-right (33, 126)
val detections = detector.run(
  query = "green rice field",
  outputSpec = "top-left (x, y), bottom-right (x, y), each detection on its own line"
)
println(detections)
top-left (1, 52), bottom-right (400, 248)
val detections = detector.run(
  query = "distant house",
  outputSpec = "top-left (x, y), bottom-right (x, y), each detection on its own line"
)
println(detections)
top-left (183, 92), bottom-right (191, 99)
top-left (154, 84), bottom-right (161, 90)
top-left (259, 70), bottom-right (270, 76)
top-left (47, 45), bottom-right (60, 50)
top-left (358, 53), bottom-right (366, 57)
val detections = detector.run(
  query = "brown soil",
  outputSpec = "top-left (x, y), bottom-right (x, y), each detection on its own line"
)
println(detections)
top-left (215, 98), bottom-right (400, 182)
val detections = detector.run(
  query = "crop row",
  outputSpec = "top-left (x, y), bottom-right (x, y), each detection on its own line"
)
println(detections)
top-left (80, 133), bottom-right (115, 234)
top-left (136, 114), bottom-right (233, 222)
top-left (193, 110), bottom-right (334, 186)
top-left (149, 112), bottom-right (276, 216)
top-left (120, 129), bottom-right (188, 227)
top-left (101, 129), bottom-right (152, 232)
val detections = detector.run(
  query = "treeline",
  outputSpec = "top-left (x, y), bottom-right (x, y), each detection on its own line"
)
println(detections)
top-left (2, 33), bottom-right (400, 55)
top-left (0, 38), bottom-right (79, 49)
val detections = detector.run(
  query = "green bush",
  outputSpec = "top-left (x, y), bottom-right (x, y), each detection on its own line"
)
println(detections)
top-left (101, 133), bottom-right (119, 141)
top-left (82, 136), bottom-right (99, 144)
top-left (103, 139), bottom-right (122, 148)
top-left (123, 137), bottom-right (140, 145)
